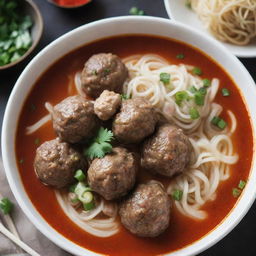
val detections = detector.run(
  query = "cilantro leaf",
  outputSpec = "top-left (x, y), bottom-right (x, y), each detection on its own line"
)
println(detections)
top-left (84, 127), bottom-right (114, 160)
top-left (0, 197), bottom-right (13, 215)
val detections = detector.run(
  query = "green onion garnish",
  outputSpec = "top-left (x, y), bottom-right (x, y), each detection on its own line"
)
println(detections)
top-left (19, 159), bottom-right (24, 164)
top-left (217, 119), bottom-right (227, 129)
top-left (34, 138), bottom-right (40, 145)
top-left (194, 91), bottom-right (205, 106)
top-left (192, 67), bottom-right (202, 76)
top-left (83, 201), bottom-right (95, 211)
top-left (211, 116), bottom-right (221, 125)
top-left (69, 184), bottom-right (77, 193)
top-left (175, 91), bottom-right (189, 106)
top-left (0, 198), bottom-right (13, 215)
top-left (238, 180), bottom-right (246, 190)
top-left (203, 79), bottom-right (211, 87)
top-left (74, 170), bottom-right (86, 182)
top-left (198, 87), bottom-right (207, 96)
top-left (121, 94), bottom-right (130, 100)
top-left (185, 0), bottom-right (192, 9)
top-left (172, 190), bottom-right (183, 201)
top-left (129, 7), bottom-right (144, 15)
top-left (232, 188), bottom-right (241, 198)
top-left (160, 72), bottom-right (171, 85)
top-left (189, 107), bottom-right (200, 120)
top-left (189, 86), bottom-right (197, 93)
top-left (176, 53), bottom-right (185, 59)
top-left (222, 88), bottom-right (230, 97)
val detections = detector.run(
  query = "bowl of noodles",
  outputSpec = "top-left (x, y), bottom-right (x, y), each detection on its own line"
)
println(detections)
top-left (2, 16), bottom-right (256, 256)
top-left (164, 0), bottom-right (256, 58)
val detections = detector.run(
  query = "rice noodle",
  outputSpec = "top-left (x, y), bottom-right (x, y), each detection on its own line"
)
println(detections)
top-left (124, 54), bottom-right (238, 220)
top-left (190, 0), bottom-right (256, 45)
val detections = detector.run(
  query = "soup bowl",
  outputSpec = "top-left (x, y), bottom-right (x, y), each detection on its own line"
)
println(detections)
top-left (2, 16), bottom-right (256, 256)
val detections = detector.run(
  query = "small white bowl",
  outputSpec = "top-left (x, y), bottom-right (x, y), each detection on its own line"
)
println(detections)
top-left (164, 0), bottom-right (256, 58)
top-left (2, 16), bottom-right (256, 256)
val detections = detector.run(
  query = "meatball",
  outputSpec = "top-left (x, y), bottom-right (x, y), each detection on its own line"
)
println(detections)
top-left (113, 98), bottom-right (158, 144)
top-left (87, 147), bottom-right (138, 200)
top-left (51, 95), bottom-right (100, 144)
top-left (141, 124), bottom-right (192, 177)
top-left (81, 53), bottom-right (128, 98)
top-left (34, 138), bottom-right (86, 188)
top-left (94, 90), bottom-right (121, 120)
top-left (119, 182), bottom-right (171, 237)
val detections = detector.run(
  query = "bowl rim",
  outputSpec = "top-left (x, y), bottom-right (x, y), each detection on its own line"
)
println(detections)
top-left (163, 0), bottom-right (256, 58)
top-left (0, 0), bottom-right (44, 70)
top-left (1, 15), bottom-right (256, 256)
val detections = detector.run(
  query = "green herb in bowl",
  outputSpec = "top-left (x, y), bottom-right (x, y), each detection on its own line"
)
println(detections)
top-left (0, 0), bottom-right (33, 67)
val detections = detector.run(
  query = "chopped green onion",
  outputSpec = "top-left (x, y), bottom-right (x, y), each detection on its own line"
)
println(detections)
top-left (172, 190), bottom-right (183, 201)
top-left (71, 198), bottom-right (79, 204)
top-left (93, 70), bottom-right (98, 75)
top-left (74, 182), bottom-right (92, 199)
top-left (203, 79), bottom-right (211, 87)
top-left (0, 198), bottom-right (13, 215)
top-left (19, 159), bottom-right (24, 164)
top-left (217, 119), bottom-right (227, 129)
top-left (189, 86), bottom-right (197, 93)
top-left (175, 91), bottom-right (189, 106)
top-left (232, 188), bottom-right (241, 198)
top-left (160, 72), bottom-right (170, 85)
top-left (69, 184), bottom-right (77, 193)
top-left (121, 94), bottom-right (130, 100)
top-left (80, 191), bottom-right (93, 204)
top-left (83, 201), bottom-right (95, 211)
top-left (211, 116), bottom-right (221, 125)
top-left (104, 69), bottom-right (110, 75)
top-left (222, 88), bottom-right (230, 97)
top-left (189, 107), bottom-right (200, 120)
top-left (74, 169), bottom-right (86, 182)
top-left (238, 180), bottom-right (246, 190)
top-left (192, 67), bottom-right (202, 76)
top-left (194, 91), bottom-right (205, 106)
top-left (198, 87), bottom-right (207, 96)
top-left (176, 53), bottom-right (185, 59)
top-left (129, 7), bottom-right (144, 15)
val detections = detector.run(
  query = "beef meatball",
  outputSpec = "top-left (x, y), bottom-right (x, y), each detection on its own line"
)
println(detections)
top-left (94, 90), bottom-right (121, 120)
top-left (119, 182), bottom-right (171, 237)
top-left (113, 98), bottom-right (158, 144)
top-left (51, 95), bottom-right (100, 144)
top-left (34, 138), bottom-right (86, 188)
top-left (87, 147), bottom-right (138, 200)
top-left (141, 124), bottom-right (192, 177)
top-left (81, 53), bottom-right (128, 98)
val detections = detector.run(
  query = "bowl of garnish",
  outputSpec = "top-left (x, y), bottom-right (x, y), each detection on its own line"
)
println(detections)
top-left (48, 0), bottom-right (91, 9)
top-left (164, 0), bottom-right (256, 58)
top-left (0, 0), bottom-right (43, 70)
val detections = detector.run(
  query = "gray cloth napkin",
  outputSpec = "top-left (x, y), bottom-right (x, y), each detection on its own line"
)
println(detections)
top-left (0, 156), bottom-right (72, 256)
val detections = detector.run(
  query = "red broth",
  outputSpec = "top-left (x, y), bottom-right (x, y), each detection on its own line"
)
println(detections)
top-left (16, 35), bottom-right (253, 256)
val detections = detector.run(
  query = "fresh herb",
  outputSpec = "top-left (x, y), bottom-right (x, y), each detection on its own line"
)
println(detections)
top-left (192, 67), bottom-right (202, 76)
top-left (83, 200), bottom-right (95, 211)
top-left (189, 86), bottom-right (197, 93)
top-left (34, 138), bottom-right (40, 145)
top-left (160, 72), bottom-right (171, 85)
top-left (172, 190), bottom-right (183, 201)
top-left (0, 0), bottom-right (33, 66)
top-left (92, 70), bottom-right (98, 75)
top-left (194, 91), bottom-right (205, 106)
top-left (238, 180), bottom-right (246, 190)
top-left (129, 6), bottom-right (145, 15)
top-left (211, 116), bottom-right (227, 130)
top-left (84, 127), bottom-right (114, 159)
top-left (0, 198), bottom-right (13, 215)
top-left (74, 169), bottom-right (86, 182)
top-left (175, 91), bottom-right (189, 106)
top-left (69, 184), bottom-right (77, 193)
top-left (19, 158), bottom-right (24, 164)
top-left (121, 94), bottom-right (130, 100)
top-left (198, 87), bottom-right (207, 96)
top-left (185, 0), bottom-right (192, 9)
top-left (189, 107), bottom-right (200, 120)
top-left (176, 53), bottom-right (185, 59)
top-left (203, 79), bottom-right (211, 87)
top-left (232, 188), bottom-right (241, 198)
top-left (222, 88), bottom-right (230, 97)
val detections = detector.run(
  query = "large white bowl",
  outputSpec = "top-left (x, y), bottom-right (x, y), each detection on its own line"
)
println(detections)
top-left (164, 0), bottom-right (256, 58)
top-left (2, 16), bottom-right (256, 256)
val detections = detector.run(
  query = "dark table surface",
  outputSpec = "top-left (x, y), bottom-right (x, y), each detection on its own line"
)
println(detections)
top-left (0, 0), bottom-right (256, 255)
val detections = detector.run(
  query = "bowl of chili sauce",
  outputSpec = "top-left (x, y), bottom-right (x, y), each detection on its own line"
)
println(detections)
top-left (48, 0), bottom-right (91, 8)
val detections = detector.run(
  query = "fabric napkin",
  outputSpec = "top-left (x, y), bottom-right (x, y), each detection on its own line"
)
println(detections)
top-left (0, 155), bottom-right (72, 256)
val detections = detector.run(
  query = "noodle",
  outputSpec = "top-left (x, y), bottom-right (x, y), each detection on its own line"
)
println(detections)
top-left (124, 54), bottom-right (238, 219)
top-left (190, 0), bottom-right (256, 45)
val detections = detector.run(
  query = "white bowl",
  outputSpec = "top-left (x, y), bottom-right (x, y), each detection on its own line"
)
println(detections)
top-left (2, 16), bottom-right (256, 256)
top-left (164, 0), bottom-right (256, 58)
